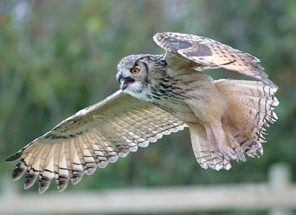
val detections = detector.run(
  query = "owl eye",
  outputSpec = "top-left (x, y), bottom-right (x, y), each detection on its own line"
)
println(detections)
top-left (130, 68), bottom-right (140, 74)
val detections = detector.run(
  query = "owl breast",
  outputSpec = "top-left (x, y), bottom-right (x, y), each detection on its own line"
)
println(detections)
top-left (143, 83), bottom-right (199, 123)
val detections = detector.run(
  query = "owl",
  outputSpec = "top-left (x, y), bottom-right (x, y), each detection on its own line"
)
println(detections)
top-left (6, 32), bottom-right (278, 193)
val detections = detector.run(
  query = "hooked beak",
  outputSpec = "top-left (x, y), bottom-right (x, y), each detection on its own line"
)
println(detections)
top-left (116, 73), bottom-right (123, 82)
top-left (116, 72), bottom-right (135, 90)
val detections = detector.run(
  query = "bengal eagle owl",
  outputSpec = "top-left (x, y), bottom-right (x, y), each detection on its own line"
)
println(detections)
top-left (6, 32), bottom-right (278, 193)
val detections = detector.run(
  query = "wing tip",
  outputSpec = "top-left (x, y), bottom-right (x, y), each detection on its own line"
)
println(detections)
top-left (39, 175), bottom-right (52, 194)
top-left (71, 174), bottom-right (84, 185)
top-left (6, 151), bottom-right (22, 163)
top-left (24, 170), bottom-right (39, 189)
top-left (56, 176), bottom-right (70, 192)
top-left (11, 161), bottom-right (27, 181)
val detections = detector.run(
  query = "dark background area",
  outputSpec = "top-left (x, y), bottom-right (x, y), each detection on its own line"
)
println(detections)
top-left (0, 0), bottom-right (296, 214)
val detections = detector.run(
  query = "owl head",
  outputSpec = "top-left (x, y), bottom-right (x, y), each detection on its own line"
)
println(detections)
top-left (116, 55), bottom-right (162, 94)
top-left (116, 55), bottom-right (147, 92)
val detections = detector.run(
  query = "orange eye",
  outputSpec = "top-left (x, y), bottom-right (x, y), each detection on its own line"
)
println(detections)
top-left (130, 68), bottom-right (140, 74)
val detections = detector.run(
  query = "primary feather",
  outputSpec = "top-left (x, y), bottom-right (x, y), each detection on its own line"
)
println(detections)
top-left (6, 91), bottom-right (186, 193)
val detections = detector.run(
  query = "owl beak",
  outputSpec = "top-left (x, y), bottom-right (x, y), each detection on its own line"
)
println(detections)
top-left (116, 73), bottom-right (123, 82)
top-left (117, 72), bottom-right (135, 90)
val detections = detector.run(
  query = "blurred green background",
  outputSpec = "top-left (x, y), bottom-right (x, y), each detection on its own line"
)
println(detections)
top-left (0, 0), bottom-right (296, 214)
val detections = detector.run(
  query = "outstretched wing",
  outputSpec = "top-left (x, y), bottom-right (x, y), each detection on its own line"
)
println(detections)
top-left (153, 32), bottom-right (275, 87)
top-left (6, 90), bottom-right (186, 193)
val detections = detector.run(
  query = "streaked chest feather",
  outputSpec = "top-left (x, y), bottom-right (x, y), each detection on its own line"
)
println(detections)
top-left (125, 70), bottom-right (218, 122)
top-left (126, 82), bottom-right (196, 121)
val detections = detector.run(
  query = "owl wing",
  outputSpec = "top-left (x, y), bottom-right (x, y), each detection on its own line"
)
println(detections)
top-left (153, 32), bottom-right (275, 87)
top-left (6, 90), bottom-right (186, 194)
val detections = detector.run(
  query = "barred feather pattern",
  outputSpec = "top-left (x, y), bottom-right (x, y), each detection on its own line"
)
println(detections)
top-left (215, 80), bottom-right (279, 159)
top-left (187, 122), bottom-right (231, 171)
top-left (6, 91), bottom-right (186, 193)
top-left (154, 32), bottom-right (276, 87)
top-left (184, 80), bottom-right (278, 171)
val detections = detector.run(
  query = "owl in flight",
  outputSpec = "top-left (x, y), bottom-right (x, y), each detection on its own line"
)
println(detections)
top-left (6, 32), bottom-right (278, 193)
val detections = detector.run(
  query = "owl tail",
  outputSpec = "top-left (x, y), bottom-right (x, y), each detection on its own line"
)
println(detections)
top-left (188, 80), bottom-right (278, 171)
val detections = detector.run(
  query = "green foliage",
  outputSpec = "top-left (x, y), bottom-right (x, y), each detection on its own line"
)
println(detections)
top-left (0, 1), bottom-right (296, 214)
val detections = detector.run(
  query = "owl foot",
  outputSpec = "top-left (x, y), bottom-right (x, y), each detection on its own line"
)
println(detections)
top-left (218, 144), bottom-right (237, 161)
top-left (218, 143), bottom-right (246, 162)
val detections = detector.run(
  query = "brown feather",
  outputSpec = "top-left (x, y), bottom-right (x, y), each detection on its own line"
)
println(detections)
top-left (153, 32), bottom-right (276, 87)
top-left (6, 90), bottom-right (186, 193)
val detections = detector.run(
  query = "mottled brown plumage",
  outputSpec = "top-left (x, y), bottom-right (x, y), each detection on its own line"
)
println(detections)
top-left (153, 32), bottom-right (276, 87)
top-left (6, 32), bottom-right (278, 193)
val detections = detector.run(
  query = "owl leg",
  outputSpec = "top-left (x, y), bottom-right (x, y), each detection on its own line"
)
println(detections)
top-left (225, 130), bottom-right (246, 162)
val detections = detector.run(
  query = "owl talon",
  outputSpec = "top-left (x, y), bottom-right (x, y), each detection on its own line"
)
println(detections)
top-left (219, 145), bottom-right (237, 161)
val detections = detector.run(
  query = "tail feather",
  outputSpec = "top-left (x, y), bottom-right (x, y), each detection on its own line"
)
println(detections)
top-left (216, 79), bottom-right (278, 158)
